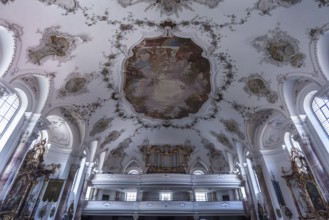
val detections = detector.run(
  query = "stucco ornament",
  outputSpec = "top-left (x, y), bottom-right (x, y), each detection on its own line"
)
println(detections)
top-left (27, 27), bottom-right (87, 65)
top-left (90, 117), bottom-right (113, 137)
top-left (239, 73), bottom-right (278, 103)
top-left (118, 0), bottom-right (222, 16)
top-left (254, 0), bottom-right (301, 14)
top-left (252, 28), bottom-right (305, 68)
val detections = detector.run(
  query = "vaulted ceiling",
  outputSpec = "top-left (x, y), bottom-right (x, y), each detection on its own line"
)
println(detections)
top-left (1, 0), bottom-right (329, 173)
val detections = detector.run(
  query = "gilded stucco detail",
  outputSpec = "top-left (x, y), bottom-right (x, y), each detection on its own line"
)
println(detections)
top-left (239, 73), bottom-right (278, 104)
top-left (118, 0), bottom-right (222, 17)
top-left (293, 79), bottom-right (314, 97)
top-left (38, 0), bottom-right (78, 14)
top-left (100, 130), bottom-right (123, 149)
top-left (89, 117), bottom-right (114, 137)
top-left (105, 138), bottom-right (131, 173)
top-left (27, 27), bottom-right (88, 65)
top-left (249, 109), bottom-right (274, 125)
top-left (20, 76), bottom-right (39, 99)
top-left (220, 118), bottom-right (245, 140)
top-left (57, 72), bottom-right (97, 98)
top-left (209, 130), bottom-right (234, 150)
top-left (316, 0), bottom-right (329, 7)
top-left (0, 0), bottom-right (14, 4)
top-left (252, 27), bottom-right (305, 68)
top-left (60, 98), bottom-right (108, 124)
top-left (203, 140), bottom-right (229, 173)
top-left (252, 0), bottom-right (301, 15)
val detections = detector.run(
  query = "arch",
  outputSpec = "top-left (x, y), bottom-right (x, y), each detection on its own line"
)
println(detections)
top-left (189, 160), bottom-right (208, 174)
top-left (311, 96), bottom-right (329, 135)
top-left (279, 74), bottom-right (321, 116)
top-left (123, 160), bottom-right (143, 174)
top-left (46, 114), bottom-right (74, 150)
top-left (246, 107), bottom-right (288, 151)
top-left (0, 87), bottom-right (28, 151)
top-left (304, 91), bottom-right (329, 153)
top-left (10, 72), bottom-right (52, 113)
top-left (44, 114), bottom-right (75, 178)
top-left (0, 24), bottom-right (16, 78)
top-left (315, 28), bottom-right (329, 80)
top-left (45, 105), bottom-right (86, 154)
top-left (0, 92), bottom-right (19, 137)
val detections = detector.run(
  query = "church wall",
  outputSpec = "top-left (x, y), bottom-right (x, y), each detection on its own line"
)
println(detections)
top-left (260, 147), bottom-right (298, 219)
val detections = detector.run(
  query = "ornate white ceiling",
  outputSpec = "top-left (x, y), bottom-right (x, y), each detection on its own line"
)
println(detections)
top-left (1, 0), bottom-right (329, 171)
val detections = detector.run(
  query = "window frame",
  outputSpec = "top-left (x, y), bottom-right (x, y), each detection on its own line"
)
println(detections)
top-left (312, 96), bottom-right (329, 136)
top-left (125, 192), bottom-right (137, 201)
top-left (195, 192), bottom-right (207, 201)
top-left (160, 192), bottom-right (172, 201)
top-left (0, 93), bottom-right (20, 138)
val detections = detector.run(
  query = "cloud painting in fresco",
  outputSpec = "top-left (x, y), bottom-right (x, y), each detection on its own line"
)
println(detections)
top-left (124, 36), bottom-right (211, 120)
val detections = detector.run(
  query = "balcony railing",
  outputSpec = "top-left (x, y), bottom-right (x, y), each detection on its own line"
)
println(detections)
top-left (83, 200), bottom-right (244, 216)
top-left (90, 173), bottom-right (242, 188)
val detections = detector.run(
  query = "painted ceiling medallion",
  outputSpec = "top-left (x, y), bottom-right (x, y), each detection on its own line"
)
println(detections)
top-left (123, 36), bottom-right (211, 120)
top-left (57, 72), bottom-right (97, 98)
top-left (239, 73), bottom-right (278, 104)
top-left (220, 118), bottom-right (245, 140)
top-left (254, 0), bottom-right (301, 15)
top-left (27, 27), bottom-right (87, 65)
top-left (118, 0), bottom-right (222, 16)
top-left (252, 28), bottom-right (305, 68)
top-left (89, 117), bottom-right (113, 137)
top-left (38, 0), bottom-right (78, 13)
top-left (100, 130), bottom-right (123, 149)
top-left (210, 130), bottom-right (234, 150)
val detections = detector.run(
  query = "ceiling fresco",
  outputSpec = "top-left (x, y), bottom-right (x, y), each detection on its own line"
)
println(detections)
top-left (1, 0), bottom-right (329, 169)
top-left (123, 36), bottom-right (211, 119)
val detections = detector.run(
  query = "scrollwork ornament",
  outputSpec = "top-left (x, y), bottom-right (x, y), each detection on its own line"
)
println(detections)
top-left (117, 0), bottom-right (222, 17)
top-left (284, 206), bottom-right (293, 219)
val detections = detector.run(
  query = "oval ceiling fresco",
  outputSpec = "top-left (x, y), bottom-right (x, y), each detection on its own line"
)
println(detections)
top-left (123, 36), bottom-right (211, 120)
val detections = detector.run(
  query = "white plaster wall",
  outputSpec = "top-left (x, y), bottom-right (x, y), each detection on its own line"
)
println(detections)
top-left (261, 147), bottom-right (298, 220)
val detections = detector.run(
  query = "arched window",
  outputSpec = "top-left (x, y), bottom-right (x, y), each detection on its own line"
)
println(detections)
top-left (128, 169), bottom-right (139, 175)
top-left (193, 170), bottom-right (204, 175)
top-left (0, 93), bottom-right (19, 137)
top-left (312, 96), bottom-right (329, 135)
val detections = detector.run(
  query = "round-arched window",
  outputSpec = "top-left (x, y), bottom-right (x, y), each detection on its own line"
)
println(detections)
top-left (0, 93), bottom-right (19, 137)
top-left (128, 169), bottom-right (139, 175)
top-left (193, 170), bottom-right (204, 175)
